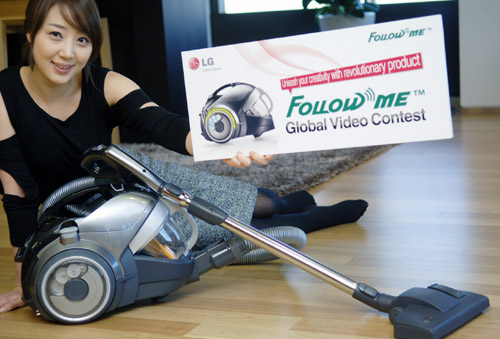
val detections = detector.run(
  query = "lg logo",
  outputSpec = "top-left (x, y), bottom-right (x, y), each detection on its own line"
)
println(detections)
top-left (189, 57), bottom-right (200, 70)
top-left (189, 57), bottom-right (215, 70)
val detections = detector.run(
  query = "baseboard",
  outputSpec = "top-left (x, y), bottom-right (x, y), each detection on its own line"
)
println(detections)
top-left (451, 96), bottom-right (460, 114)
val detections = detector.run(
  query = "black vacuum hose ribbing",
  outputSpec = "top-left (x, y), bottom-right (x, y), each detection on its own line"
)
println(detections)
top-left (39, 176), bottom-right (99, 218)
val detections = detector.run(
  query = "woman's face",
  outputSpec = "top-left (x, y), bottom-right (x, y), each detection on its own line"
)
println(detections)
top-left (29, 4), bottom-right (93, 85)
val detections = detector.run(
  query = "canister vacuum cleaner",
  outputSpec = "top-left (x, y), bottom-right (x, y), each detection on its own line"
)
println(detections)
top-left (200, 83), bottom-right (275, 143)
top-left (18, 145), bottom-right (489, 338)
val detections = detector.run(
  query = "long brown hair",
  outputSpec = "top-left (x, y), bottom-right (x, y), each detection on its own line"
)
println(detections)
top-left (23, 0), bottom-right (103, 67)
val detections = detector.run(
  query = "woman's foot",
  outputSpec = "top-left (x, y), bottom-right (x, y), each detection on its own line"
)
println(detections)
top-left (298, 199), bottom-right (368, 232)
top-left (252, 199), bottom-right (369, 233)
top-left (279, 190), bottom-right (316, 214)
top-left (254, 188), bottom-right (317, 218)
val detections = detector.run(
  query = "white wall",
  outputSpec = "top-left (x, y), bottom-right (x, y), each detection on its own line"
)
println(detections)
top-left (459, 0), bottom-right (500, 108)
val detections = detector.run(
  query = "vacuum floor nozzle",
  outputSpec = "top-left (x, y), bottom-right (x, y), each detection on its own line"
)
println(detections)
top-left (390, 284), bottom-right (490, 339)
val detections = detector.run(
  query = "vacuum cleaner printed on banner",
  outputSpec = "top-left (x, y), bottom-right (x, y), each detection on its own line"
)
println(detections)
top-left (199, 83), bottom-right (275, 144)
top-left (182, 15), bottom-right (453, 162)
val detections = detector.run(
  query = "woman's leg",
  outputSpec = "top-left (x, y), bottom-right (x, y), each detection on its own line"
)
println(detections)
top-left (252, 188), bottom-right (368, 233)
top-left (253, 188), bottom-right (317, 218)
top-left (125, 149), bottom-right (367, 246)
top-left (129, 151), bottom-right (258, 249)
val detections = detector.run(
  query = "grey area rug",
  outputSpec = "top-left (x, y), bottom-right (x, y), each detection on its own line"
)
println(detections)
top-left (121, 144), bottom-right (394, 196)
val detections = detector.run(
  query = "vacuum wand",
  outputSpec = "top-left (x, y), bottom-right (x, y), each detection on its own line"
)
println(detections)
top-left (182, 194), bottom-right (357, 291)
top-left (222, 215), bottom-right (357, 294)
top-left (186, 195), bottom-right (384, 302)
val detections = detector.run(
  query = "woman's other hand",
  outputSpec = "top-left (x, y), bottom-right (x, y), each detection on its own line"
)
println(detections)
top-left (0, 286), bottom-right (25, 313)
top-left (0, 252), bottom-right (26, 313)
top-left (222, 151), bottom-right (273, 168)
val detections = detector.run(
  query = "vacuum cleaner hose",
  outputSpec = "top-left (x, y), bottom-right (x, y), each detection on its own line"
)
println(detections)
top-left (231, 226), bottom-right (307, 265)
top-left (39, 176), bottom-right (99, 217)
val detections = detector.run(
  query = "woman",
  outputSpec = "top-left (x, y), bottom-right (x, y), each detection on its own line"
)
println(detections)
top-left (0, 0), bottom-right (368, 313)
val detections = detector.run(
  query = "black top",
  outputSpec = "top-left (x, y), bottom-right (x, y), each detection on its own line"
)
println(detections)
top-left (0, 64), bottom-right (190, 245)
top-left (0, 65), bottom-right (118, 199)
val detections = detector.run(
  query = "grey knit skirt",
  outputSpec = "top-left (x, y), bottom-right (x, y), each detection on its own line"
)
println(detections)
top-left (128, 151), bottom-right (258, 250)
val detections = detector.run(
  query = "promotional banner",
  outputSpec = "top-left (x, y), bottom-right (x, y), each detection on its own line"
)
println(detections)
top-left (182, 15), bottom-right (453, 162)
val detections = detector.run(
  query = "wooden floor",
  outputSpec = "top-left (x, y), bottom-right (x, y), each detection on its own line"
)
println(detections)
top-left (0, 110), bottom-right (499, 338)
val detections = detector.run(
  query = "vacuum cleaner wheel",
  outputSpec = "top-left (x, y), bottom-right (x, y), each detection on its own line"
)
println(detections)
top-left (204, 109), bottom-right (237, 143)
top-left (35, 249), bottom-right (116, 324)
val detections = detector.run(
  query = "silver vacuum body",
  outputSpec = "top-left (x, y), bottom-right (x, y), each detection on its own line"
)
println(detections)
top-left (19, 148), bottom-right (200, 324)
top-left (19, 145), bottom-right (297, 324)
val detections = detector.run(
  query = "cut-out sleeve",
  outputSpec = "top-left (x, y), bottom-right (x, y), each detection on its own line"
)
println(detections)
top-left (114, 89), bottom-right (191, 155)
top-left (0, 135), bottom-right (40, 246)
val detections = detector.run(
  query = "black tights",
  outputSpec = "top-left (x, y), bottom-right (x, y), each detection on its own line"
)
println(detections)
top-left (251, 188), bottom-right (368, 234)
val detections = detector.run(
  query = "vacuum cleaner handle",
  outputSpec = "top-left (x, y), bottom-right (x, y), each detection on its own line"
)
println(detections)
top-left (81, 145), bottom-right (189, 201)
